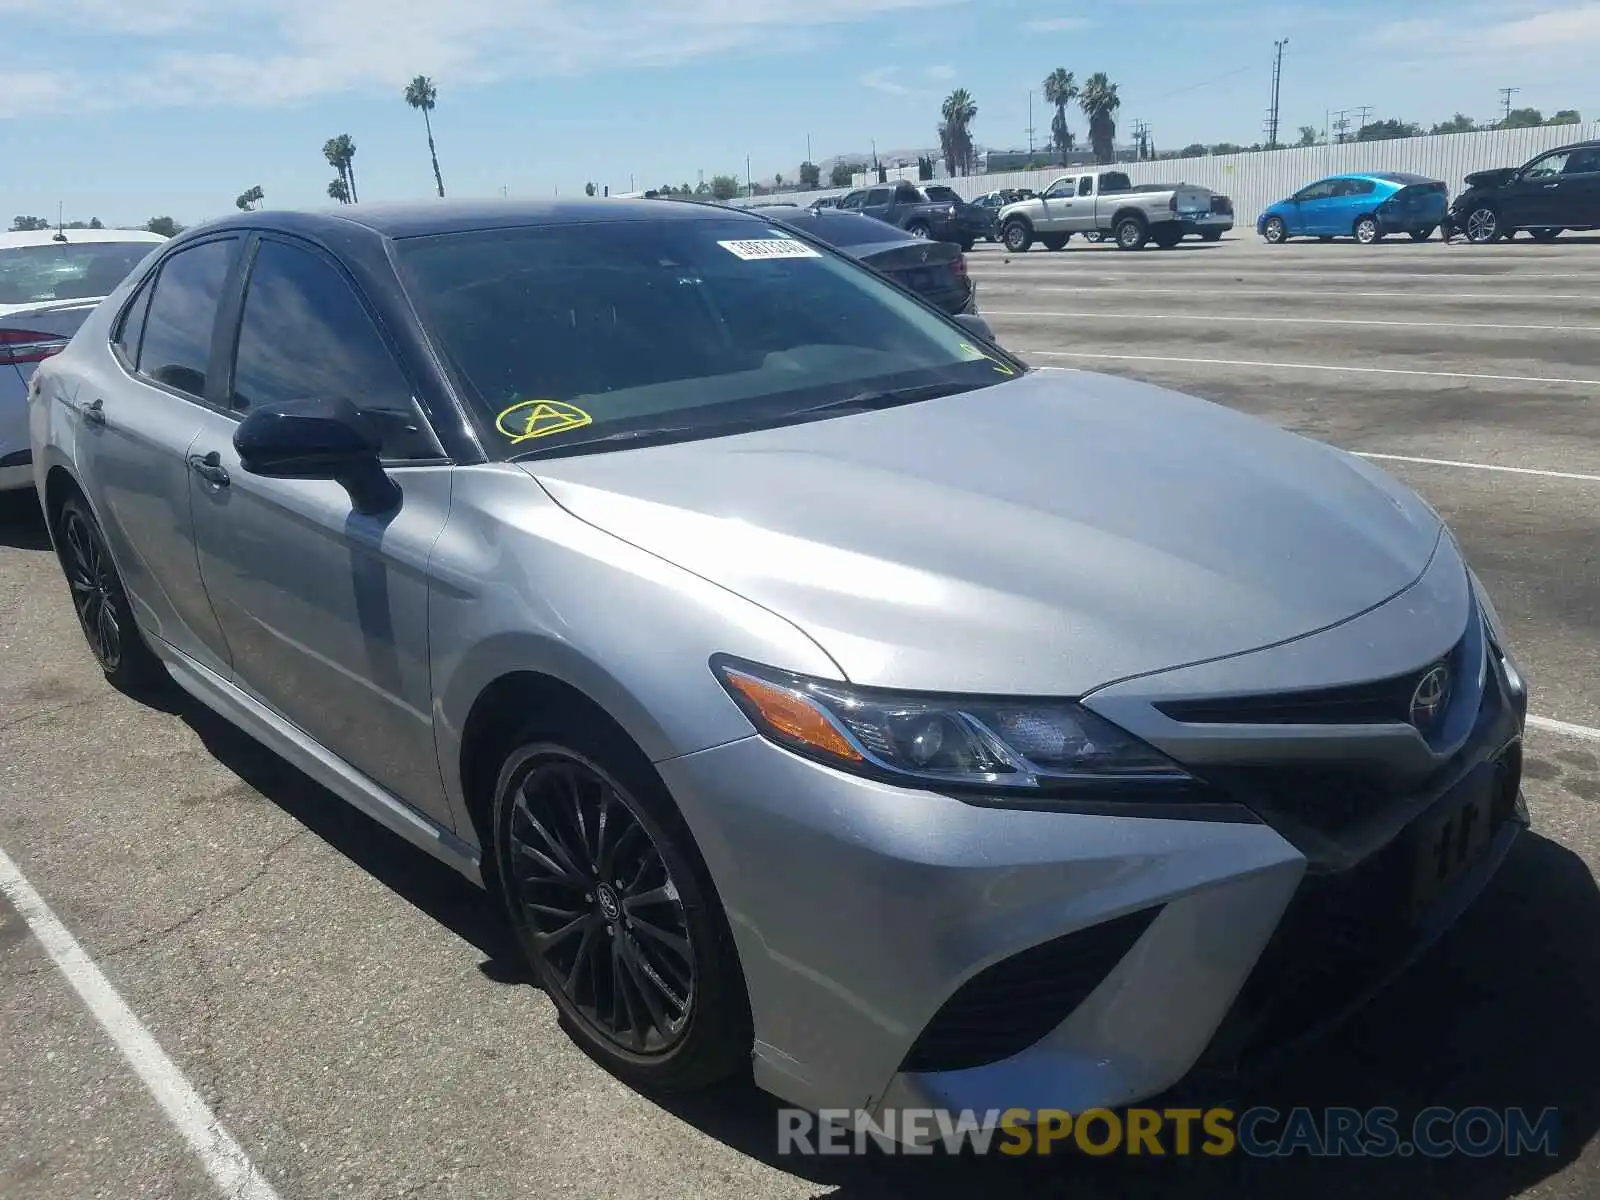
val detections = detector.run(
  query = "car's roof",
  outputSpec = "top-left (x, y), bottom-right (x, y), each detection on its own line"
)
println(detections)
top-left (0, 228), bottom-right (168, 249)
top-left (198, 198), bottom-right (754, 241)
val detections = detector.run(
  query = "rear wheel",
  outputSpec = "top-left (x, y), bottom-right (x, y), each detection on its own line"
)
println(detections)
top-left (1040, 233), bottom-right (1069, 251)
top-left (1200, 230), bottom-right (1223, 242)
top-left (1354, 216), bottom-right (1382, 244)
top-left (493, 721), bottom-right (751, 1091)
top-left (1001, 219), bottom-right (1033, 253)
top-left (1463, 205), bottom-right (1500, 243)
top-left (905, 220), bottom-right (931, 239)
top-left (1262, 216), bottom-right (1288, 244)
top-left (53, 492), bottom-right (165, 694)
top-left (1530, 227), bottom-right (1562, 242)
top-left (1410, 226), bottom-right (1436, 242)
top-left (1114, 216), bottom-right (1148, 250)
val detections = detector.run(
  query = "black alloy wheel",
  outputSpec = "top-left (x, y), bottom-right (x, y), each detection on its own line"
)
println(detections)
top-left (493, 729), bottom-right (750, 1090)
top-left (55, 492), bottom-right (163, 691)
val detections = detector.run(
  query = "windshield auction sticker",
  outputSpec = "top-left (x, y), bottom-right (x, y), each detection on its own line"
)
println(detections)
top-left (717, 238), bottom-right (821, 261)
top-left (495, 399), bottom-right (593, 444)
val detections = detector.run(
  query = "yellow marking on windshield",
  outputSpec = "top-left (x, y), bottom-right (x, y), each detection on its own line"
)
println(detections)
top-left (959, 342), bottom-right (1016, 376)
top-left (495, 399), bottom-right (593, 444)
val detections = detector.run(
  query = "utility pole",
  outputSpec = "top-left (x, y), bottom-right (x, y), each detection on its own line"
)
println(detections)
top-left (1130, 119), bottom-right (1151, 160)
top-left (1356, 104), bottom-right (1373, 133)
top-left (1027, 90), bottom-right (1035, 155)
top-left (1499, 87), bottom-right (1519, 122)
top-left (1264, 38), bottom-right (1288, 149)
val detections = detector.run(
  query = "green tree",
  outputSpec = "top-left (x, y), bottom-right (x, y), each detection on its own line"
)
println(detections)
top-left (1296, 125), bottom-right (1318, 147)
top-left (10, 215), bottom-right (50, 231)
top-left (917, 154), bottom-right (934, 181)
top-left (710, 174), bottom-right (740, 200)
top-left (323, 134), bottom-right (359, 203)
top-left (1042, 68), bottom-right (1078, 166)
top-left (774, 173), bottom-right (784, 189)
top-left (1431, 113), bottom-right (1477, 134)
top-left (89, 217), bottom-right (103, 228)
top-left (798, 160), bottom-right (820, 188)
top-left (1210, 142), bottom-right (1243, 155)
top-left (1357, 118), bottom-right (1422, 141)
top-left (939, 88), bottom-right (978, 175)
top-left (1546, 109), bottom-right (1581, 125)
top-left (584, 182), bottom-right (598, 197)
top-left (234, 185), bottom-right (265, 211)
top-left (145, 216), bottom-right (182, 236)
top-left (1500, 107), bottom-right (1543, 129)
top-left (327, 177), bottom-right (350, 204)
top-left (1179, 143), bottom-right (1208, 158)
top-left (1078, 72), bottom-right (1120, 164)
top-left (404, 75), bottom-right (446, 198)
top-left (829, 162), bottom-right (858, 187)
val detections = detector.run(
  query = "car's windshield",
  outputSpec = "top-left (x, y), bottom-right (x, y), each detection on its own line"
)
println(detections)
top-left (394, 217), bottom-right (1023, 459)
top-left (0, 241), bottom-right (156, 306)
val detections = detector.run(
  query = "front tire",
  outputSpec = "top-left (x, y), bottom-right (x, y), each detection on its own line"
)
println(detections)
top-left (905, 220), bottom-right (931, 239)
top-left (1463, 205), bottom-right (1500, 243)
top-left (1354, 216), bottom-right (1382, 244)
top-left (493, 723), bottom-right (751, 1092)
top-left (1001, 219), bottom-right (1033, 253)
top-left (1262, 216), bottom-right (1288, 244)
top-left (1410, 226), bottom-right (1435, 242)
top-left (54, 492), bottom-right (165, 694)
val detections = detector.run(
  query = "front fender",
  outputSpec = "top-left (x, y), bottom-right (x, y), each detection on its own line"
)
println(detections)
top-left (428, 464), bottom-right (847, 834)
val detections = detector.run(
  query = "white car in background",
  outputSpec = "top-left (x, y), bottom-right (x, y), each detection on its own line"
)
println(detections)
top-left (1, 228), bottom-right (167, 491)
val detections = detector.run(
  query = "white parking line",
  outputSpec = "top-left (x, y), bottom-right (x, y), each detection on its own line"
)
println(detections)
top-left (1529, 715), bottom-right (1600, 743)
top-left (0, 845), bottom-right (282, 1200)
top-left (977, 285), bottom-right (1600, 304)
top-left (988, 309), bottom-right (1600, 333)
top-left (1354, 453), bottom-right (1600, 483)
top-left (969, 267), bottom-right (1600, 282)
top-left (1021, 350), bottom-right (1600, 388)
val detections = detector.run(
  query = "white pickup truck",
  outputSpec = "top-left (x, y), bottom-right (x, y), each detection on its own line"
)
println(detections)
top-left (996, 170), bottom-right (1217, 251)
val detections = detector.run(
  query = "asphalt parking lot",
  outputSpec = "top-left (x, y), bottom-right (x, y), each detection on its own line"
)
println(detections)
top-left (3, 231), bottom-right (1598, 1200)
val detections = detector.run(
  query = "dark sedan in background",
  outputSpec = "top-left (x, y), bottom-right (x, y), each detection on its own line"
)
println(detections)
top-left (760, 206), bottom-right (986, 329)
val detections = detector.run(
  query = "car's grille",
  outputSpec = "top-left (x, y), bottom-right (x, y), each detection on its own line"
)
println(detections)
top-left (900, 906), bottom-right (1162, 1074)
top-left (1188, 742), bottom-right (1523, 1077)
top-left (1156, 624), bottom-right (1473, 728)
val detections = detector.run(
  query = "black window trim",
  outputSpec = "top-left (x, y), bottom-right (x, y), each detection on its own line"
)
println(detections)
top-left (221, 231), bottom-right (452, 468)
top-left (106, 232), bottom-right (248, 418)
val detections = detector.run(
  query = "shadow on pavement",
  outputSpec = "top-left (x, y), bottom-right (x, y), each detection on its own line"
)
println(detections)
top-left (0, 490), bottom-right (52, 551)
top-left (152, 674), bottom-right (1599, 1198)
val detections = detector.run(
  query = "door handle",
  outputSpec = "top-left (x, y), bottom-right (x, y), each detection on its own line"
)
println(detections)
top-left (1544, 183), bottom-right (1560, 189)
top-left (187, 450), bottom-right (230, 487)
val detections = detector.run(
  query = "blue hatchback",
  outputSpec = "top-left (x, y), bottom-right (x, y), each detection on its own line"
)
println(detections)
top-left (1257, 172), bottom-right (1449, 244)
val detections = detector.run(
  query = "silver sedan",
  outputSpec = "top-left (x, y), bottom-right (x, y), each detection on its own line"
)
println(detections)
top-left (28, 198), bottom-right (1529, 1136)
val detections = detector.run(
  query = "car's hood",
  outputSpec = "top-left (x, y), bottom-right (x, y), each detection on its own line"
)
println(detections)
top-left (524, 370), bottom-right (1442, 695)
top-left (1462, 167), bottom-right (1517, 190)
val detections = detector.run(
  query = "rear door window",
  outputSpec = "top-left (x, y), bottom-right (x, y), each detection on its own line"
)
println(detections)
top-left (137, 238), bottom-right (240, 400)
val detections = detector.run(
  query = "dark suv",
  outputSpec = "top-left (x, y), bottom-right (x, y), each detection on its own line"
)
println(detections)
top-left (1449, 140), bottom-right (1600, 243)
top-left (836, 181), bottom-right (992, 249)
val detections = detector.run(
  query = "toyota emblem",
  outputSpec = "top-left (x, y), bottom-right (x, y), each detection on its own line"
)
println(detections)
top-left (1409, 664), bottom-right (1451, 730)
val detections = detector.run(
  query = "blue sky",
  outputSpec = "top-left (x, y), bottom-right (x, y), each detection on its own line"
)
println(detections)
top-left (3, 0), bottom-right (1597, 227)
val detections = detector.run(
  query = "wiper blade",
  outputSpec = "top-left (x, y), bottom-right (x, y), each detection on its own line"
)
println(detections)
top-left (508, 425), bottom-right (698, 461)
top-left (790, 381), bottom-right (972, 418)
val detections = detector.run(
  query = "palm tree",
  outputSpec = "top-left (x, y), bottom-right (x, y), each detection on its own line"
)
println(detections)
top-left (327, 177), bottom-right (350, 204)
top-left (404, 75), bottom-right (445, 198)
top-left (323, 135), bottom-right (359, 203)
top-left (1078, 73), bottom-right (1121, 164)
top-left (234, 185), bottom-right (265, 211)
top-left (940, 88), bottom-right (978, 175)
top-left (1042, 69), bottom-right (1078, 166)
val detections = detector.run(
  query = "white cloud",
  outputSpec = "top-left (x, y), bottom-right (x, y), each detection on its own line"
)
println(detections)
top-left (0, 0), bottom-right (967, 117)
top-left (924, 64), bottom-right (957, 81)
top-left (1371, 3), bottom-right (1600, 54)
top-left (1023, 16), bottom-right (1090, 31)
top-left (861, 66), bottom-right (916, 97)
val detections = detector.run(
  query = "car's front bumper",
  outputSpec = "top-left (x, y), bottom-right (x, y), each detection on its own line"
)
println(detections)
top-left (656, 541), bottom-right (1526, 1134)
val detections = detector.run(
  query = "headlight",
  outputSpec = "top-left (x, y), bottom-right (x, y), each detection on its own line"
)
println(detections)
top-left (713, 657), bottom-right (1189, 792)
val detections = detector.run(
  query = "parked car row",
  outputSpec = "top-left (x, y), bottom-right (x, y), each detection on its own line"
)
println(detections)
top-left (1257, 139), bottom-right (1600, 245)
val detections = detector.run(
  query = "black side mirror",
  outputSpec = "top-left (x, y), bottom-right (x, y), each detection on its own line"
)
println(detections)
top-left (954, 312), bottom-right (998, 345)
top-left (233, 396), bottom-right (401, 515)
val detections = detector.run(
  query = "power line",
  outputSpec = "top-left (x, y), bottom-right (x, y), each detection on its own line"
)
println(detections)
top-left (1499, 87), bottom-right (1520, 121)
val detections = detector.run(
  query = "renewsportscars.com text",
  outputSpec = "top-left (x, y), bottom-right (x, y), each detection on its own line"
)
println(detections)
top-left (778, 1106), bottom-right (1561, 1158)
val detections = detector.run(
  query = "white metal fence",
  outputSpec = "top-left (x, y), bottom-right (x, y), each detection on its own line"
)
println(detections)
top-left (737, 122), bottom-right (1600, 228)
